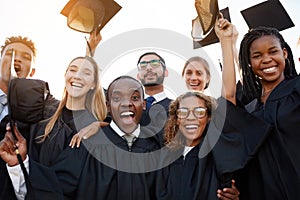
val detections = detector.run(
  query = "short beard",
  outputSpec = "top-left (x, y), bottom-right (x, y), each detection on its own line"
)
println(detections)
top-left (141, 75), bottom-right (164, 87)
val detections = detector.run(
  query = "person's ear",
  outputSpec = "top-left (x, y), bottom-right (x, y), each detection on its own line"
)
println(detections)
top-left (91, 83), bottom-right (95, 90)
top-left (137, 73), bottom-right (141, 80)
top-left (29, 68), bottom-right (35, 77)
top-left (106, 100), bottom-right (111, 114)
top-left (283, 48), bottom-right (288, 59)
top-left (164, 68), bottom-right (169, 77)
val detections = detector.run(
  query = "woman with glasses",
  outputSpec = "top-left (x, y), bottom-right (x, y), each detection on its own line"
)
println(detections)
top-left (157, 91), bottom-right (239, 200)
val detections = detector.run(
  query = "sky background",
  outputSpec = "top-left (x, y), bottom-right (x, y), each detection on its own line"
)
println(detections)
top-left (0, 0), bottom-right (299, 99)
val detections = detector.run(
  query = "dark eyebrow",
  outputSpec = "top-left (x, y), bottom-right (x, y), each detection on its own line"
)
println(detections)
top-left (68, 65), bottom-right (78, 69)
top-left (111, 89), bottom-right (122, 95)
top-left (269, 46), bottom-right (280, 50)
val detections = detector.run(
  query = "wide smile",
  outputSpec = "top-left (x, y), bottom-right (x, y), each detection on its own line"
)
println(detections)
top-left (120, 111), bottom-right (136, 125)
top-left (184, 124), bottom-right (199, 133)
top-left (71, 82), bottom-right (83, 88)
top-left (261, 66), bottom-right (277, 74)
top-left (189, 82), bottom-right (199, 86)
top-left (120, 111), bottom-right (135, 117)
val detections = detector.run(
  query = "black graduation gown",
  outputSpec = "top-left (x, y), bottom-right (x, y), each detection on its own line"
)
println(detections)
top-left (18, 108), bottom-right (96, 200)
top-left (215, 76), bottom-right (300, 200)
top-left (75, 125), bottom-right (162, 200)
top-left (0, 96), bottom-right (59, 200)
top-left (157, 144), bottom-right (220, 200)
top-left (140, 97), bottom-right (172, 145)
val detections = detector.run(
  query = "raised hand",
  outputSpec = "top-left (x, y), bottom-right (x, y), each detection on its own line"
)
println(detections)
top-left (0, 123), bottom-right (27, 166)
top-left (86, 29), bottom-right (102, 57)
top-left (214, 13), bottom-right (238, 42)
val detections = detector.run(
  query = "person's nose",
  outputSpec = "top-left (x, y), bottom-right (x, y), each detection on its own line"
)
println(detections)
top-left (262, 54), bottom-right (272, 64)
top-left (121, 97), bottom-right (133, 107)
top-left (190, 72), bottom-right (197, 80)
top-left (13, 52), bottom-right (22, 63)
top-left (145, 62), bottom-right (154, 71)
top-left (74, 71), bottom-right (82, 79)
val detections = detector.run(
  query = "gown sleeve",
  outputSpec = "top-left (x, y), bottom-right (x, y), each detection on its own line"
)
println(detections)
top-left (209, 97), bottom-right (273, 176)
top-left (28, 145), bottom-right (89, 200)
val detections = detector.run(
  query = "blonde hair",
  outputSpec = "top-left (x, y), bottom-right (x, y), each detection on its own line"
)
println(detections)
top-left (40, 56), bottom-right (107, 141)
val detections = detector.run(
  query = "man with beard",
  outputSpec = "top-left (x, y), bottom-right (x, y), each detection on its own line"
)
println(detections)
top-left (137, 52), bottom-right (172, 145)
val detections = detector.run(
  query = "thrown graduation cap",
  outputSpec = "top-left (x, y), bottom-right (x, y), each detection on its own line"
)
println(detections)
top-left (61, 0), bottom-right (122, 33)
top-left (192, 6), bottom-right (231, 49)
top-left (241, 0), bottom-right (294, 31)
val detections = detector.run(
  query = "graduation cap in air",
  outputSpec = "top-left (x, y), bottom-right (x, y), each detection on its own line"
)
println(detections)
top-left (241, 0), bottom-right (294, 31)
top-left (192, 0), bottom-right (231, 49)
top-left (61, 0), bottom-right (122, 33)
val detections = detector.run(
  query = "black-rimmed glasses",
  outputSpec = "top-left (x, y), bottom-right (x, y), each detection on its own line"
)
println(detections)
top-left (176, 107), bottom-right (207, 119)
top-left (138, 59), bottom-right (162, 70)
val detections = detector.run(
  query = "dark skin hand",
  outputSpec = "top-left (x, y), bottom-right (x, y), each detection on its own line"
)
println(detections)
top-left (217, 180), bottom-right (240, 200)
top-left (0, 123), bottom-right (27, 167)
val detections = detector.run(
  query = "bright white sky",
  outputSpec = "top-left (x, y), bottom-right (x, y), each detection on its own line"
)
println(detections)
top-left (0, 0), bottom-right (299, 99)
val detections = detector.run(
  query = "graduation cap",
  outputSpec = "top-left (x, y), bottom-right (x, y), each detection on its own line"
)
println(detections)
top-left (241, 0), bottom-right (294, 31)
top-left (61, 0), bottom-right (122, 33)
top-left (192, 7), bottom-right (231, 49)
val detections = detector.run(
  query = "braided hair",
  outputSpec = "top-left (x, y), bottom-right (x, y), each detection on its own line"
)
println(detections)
top-left (239, 26), bottom-right (297, 101)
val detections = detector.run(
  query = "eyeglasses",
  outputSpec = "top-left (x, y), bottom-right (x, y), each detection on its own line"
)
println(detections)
top-left (138, 59), bottom-right (162, 70)
top-left (176, 107), bottom-right (207, 119)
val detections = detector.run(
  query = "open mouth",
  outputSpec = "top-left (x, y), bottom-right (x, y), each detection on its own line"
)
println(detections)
top-left (184, 124), bottom-right (199, 133)
top-left (71, 82), bottom-right (83, 88)
top-left (189, 82), bottom-right (200, 88)
top-left (120, 111), bottom-right (135, 124)
top-left (120, 111), bottom-right (135, 117)
top-left (262, 66), bottom-right (277, 73)
top-left (14, 67), bottom-right (20, 73)
top-left (13, 64), bottom-right (21, 74)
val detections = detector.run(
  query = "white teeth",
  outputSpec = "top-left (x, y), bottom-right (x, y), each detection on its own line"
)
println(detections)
top-left (185, 125), bottom-right (198, 129)
top-left (71, 83), bottom-right (83, 88)
top-left (121, 111), bottom-right (134, 117)
top-left (262, 67), bottom-right (276, 73)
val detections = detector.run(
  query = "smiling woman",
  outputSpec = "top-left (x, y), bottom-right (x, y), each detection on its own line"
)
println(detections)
top-left (182, 56), bottom-right (211, 92)
top-left (158, 91), bottom-right (240, 200)
top-left (0, 55), bottom-right (108, 199)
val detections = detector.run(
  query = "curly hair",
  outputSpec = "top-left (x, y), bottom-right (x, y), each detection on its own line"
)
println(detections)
top-left (1, 36), bottom-right (36, 59)
top-left (164, 91), bottom-right (217, 148)
top-left (239, 26), bottom-right (297, 101)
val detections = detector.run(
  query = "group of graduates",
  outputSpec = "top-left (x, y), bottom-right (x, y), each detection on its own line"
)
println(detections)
top-left (0, 12), bottom-right (300, 200)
